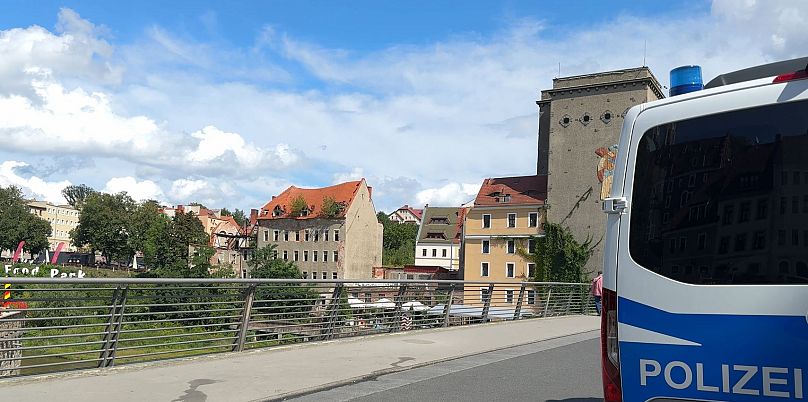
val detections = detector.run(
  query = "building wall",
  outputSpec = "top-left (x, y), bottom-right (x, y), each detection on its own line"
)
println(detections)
top-left (27, 201), bottom-right (80, 251)
top-left (414, 242), bottom-right (461, 270)
top-left (540, 68), bottom-right (664, 276)
top-left (462, 205), bottom-right (543, 306)
top-left (343, 183), bottom-right (383, 279)
top-left (256, 219), bottom-right (344, 279)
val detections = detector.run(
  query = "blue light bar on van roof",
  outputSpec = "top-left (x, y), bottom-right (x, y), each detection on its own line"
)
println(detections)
top-left (669, 65), bottom-right (703, 96)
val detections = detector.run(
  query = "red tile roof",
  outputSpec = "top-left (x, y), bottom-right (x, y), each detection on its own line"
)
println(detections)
top-left (474, 175), bottom-right (548, 206)
top-left (257, 180), bottom-right (365, 220)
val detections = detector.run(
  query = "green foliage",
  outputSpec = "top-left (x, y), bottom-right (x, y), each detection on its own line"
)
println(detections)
top-left (0, 185), bottom-right (52, 254)
top-left (518, 221), bottom-right (596, 283)
top-left (377, 212), bottom-right (418, 267)
top-left (319, 196), bottom-right (345, 218)
top-left (148, 211), bottom-right (210, 278)
top-left (60, 184), bottom-right (96, 210)
top-left (249, 244), bottom-right (302, 279)
top-left (220, 207), bottom-right (247, 227)
top-left (71, 191), bottom-right (137, 262)
top-left (290, 196), bottom-right (309, 216)
top-left (249, 244), bottom-right (314, 315)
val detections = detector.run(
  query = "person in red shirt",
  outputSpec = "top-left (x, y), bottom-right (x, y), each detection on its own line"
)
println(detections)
top-left (591, 271), bottom-right (603, 316)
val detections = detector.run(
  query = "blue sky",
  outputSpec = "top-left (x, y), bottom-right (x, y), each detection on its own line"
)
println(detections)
top-left (0, 1), bottom-right (805, 212)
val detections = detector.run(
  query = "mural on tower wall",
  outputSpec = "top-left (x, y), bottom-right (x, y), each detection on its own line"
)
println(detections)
top-left (595, 145), bottom-right (618, 200)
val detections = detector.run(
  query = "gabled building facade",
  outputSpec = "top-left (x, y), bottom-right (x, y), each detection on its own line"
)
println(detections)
top-left (27, 201), bottom-right (80, 252)
top-left (414, 206), bottom-right (464, 270)
top-left (388, 205), bottom-right (423, 225)
top-left (462, 175), bottom-right (548, 307)
top-left (255, 179), bottom-right (383, 279)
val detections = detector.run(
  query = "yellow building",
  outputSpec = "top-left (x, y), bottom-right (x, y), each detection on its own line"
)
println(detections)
top-left (462, 175), bottom-right (547, 308)
top-left (27, 201), bottom-right (80, 251)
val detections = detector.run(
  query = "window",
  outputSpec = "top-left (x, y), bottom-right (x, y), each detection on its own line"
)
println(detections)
top-left (527, 290), bottom-right (536, 305)
top-left (312, 271), bottom-right (318, 280)
top-left (507, 213), bottom-right (516, 228)
top-left (482, 240), bottom-right (490, 254)
top-left (314, 251), bottom-right (318, 262)
top-left (481, 262), bottom-right (489, 277)
top-left (333, 251), bottom-right (339, 262)
top-left (429, 217), bottom-right (449, 224)
top-left (304, 251), bottom-right (309, 262)
top-left (442, 249), bottom-right (447, 257)
top-left (679, 237), bottom-right (687, 252)
top-left (426, 232), bottom-right (446, 239)
top-left (295, 231), bottom-right (300, 242)
top-left (432, 249), bottom-right (437, 257)
top-left (528, 239), bottom-right (536, 253)
top-left (629, 99), bottom-right (808, 284)
top-left (480, 288), bottom-right (491, 303)
top-left (527, 263), bottom-right (536, 278)
top-left (505, 290), bottom-right (514, 304)
top-left (507, 240), bottom-right (515, 254)
top-left (283, 250), bottom-right (288, 261)
top-left (314, 231), bottom-right (319, 242)
top-left (422, 248), bottom-right (427, 257)
top-left (334, 230), bottom-right (340, 242)
top-left (294, 251), bottom-right (299, 261)
top-left (482, 214), bottom-right (491, 228)
top-left (303, 271), bottom-right (308, 279)
top-left (506, 263), bottom-right (515, 278)
top-left (738, 202), bottom-right (751, 223)
top-left (332, 272), bottom-right (338, 280)
top-left (304, 230), bottom-right (310, 242)
top-left (528, 212), bottom-right (538, 228)
top-left (284, 231), bottom-right (289, 241)
top-left (273, 250), bottom-right (278, 259)
top-left (697, 233), bottom-right (706, 250)
top-left (756, 199), bottom-right (768, 220)
top-left (324, 230), bottom-right (329, 241)
top-left (263, 230), bottom-right (269, 242)
top-left (323, 251), bottom-right (328, 262)
top-left (322, 271), bottom-right (327, 280)
top-left (272, 230), bottom-right (279, 241)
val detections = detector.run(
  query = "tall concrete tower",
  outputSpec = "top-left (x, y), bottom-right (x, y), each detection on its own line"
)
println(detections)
top-left (537, 67), bottom-right (665, 275)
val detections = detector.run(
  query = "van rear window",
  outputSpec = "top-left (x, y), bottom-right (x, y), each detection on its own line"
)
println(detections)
top-left (630, 99), bottom-right (808, 285)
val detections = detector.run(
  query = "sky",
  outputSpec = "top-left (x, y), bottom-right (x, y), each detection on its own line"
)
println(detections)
top-left (0, 0), bottom-right (806, 213)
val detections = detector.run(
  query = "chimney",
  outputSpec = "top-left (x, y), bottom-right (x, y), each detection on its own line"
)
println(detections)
top-left (250, 209), bottom-right (258, 225)
top-left (367, 186), bottom-right (373, 199)
top-left (272, 196), bottom-right (276, 200)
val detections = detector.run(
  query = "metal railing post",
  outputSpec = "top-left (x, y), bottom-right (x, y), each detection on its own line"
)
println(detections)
top-left (98, 286), bottom-right (128, 368)
top-left (542, 286), bottom-right (553, 318)
top-left (392, 284), bottom-right (407, 332)
top-left (564, 285), bottom-right (575, 316)
top-left (480, 284), bottom-right (495, 322)
top-left (513, 283), bottom-right (526, 320)
top-left (442, 284), bottom-right (455, 328)
top-left (232, 284), bottom-right (256, 352)
top-left (323, 283), bottom-right (343, 340)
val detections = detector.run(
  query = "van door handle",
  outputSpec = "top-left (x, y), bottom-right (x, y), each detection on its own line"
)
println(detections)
top-left (602, 197), bottom-right (628, 215)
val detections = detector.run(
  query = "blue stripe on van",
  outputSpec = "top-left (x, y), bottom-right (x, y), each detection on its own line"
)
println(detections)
top-left (618, 297), bottom-right (808, 401)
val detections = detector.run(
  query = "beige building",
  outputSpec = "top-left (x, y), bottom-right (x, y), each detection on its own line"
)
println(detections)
top-left (255, 179), bottom-right (383, 280)
top-left (415, 206), bottom-right (465, 271)
top-left (27, 201), bottom-right (80, 251)
top-left (537, 67), bottom-right (664, 275)
top-left (462, 175), bottom-right (547, 307)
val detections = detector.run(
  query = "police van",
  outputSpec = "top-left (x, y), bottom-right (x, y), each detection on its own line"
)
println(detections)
top-left (601, 57), bottom-right (808, 401)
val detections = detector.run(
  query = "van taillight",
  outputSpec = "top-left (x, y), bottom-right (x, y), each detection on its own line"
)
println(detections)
top-left (601, 288), bottom-right (622, 401)
top-left (773, 69), bottom-right (808, 83)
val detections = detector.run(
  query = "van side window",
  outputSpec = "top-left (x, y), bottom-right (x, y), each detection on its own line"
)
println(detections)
top-left (629, 99), bottom-right (808, 285)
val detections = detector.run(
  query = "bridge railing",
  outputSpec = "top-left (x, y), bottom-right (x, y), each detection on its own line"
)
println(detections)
top-left (0, 278), bottom-right (596, 378)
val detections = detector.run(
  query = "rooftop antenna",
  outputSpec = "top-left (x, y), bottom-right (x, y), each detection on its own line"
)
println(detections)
top-left (643, 40), bottom-right (647, 67)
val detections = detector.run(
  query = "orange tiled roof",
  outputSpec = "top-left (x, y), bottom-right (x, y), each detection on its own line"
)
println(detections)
top-left (474, 175), bottom-right (547, 206)
top-left (257, 180), bottom-right (365, 220)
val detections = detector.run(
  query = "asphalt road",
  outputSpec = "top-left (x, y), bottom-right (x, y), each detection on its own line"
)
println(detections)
top-left (287, 330), bottom-right (602, 402)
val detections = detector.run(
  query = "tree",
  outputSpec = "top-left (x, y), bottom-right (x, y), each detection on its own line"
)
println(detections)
top-left (148, 211), bottom-right (209, 277)
top-left (518, 221), bottom-right (596, 283)
top-left (61, 184), bottom-right (96, 210)
top-left (0, 185), bottom-right (52, 255)
top-left (290, 196), bottom-right (309, 216)
top-left (249, 244), bottom-right (312, 314)
top-left (320, 196), bottom-right (345, 218)
top-left (71, 192), bottom-right (137, 263)
top-left (249, 244), bottom-right (302, 279)
top-left (376, 211), bottom-right (418, 266)
top-left (220, 207), bottom-right (247, 227)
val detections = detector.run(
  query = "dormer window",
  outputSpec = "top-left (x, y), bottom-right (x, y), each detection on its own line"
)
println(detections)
top-left (495, 194), bottom-right (511, 203)
top-left (272, 206), bottom-right (284, 217)
top-left (426, 232), bottom-right (446, 239)
top-left (429, 217), bottom-right (449, 224)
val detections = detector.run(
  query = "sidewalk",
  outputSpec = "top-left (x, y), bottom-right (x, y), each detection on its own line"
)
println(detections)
top-left (0, 315), bottom-right (600, 402)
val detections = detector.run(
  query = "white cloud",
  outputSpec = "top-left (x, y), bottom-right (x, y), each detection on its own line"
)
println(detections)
top-left (416, 182), bottom-right (481, 207)
top-left (103, 176), bottom-right (164, 202)
top-left (333, 167), bottom-right (364, 184)
top-left (0, 161), bottom-right (71, 203)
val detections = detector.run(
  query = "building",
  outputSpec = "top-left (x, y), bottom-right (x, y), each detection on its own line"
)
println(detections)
top-left (27, 201), bottom-right (80, 251)
top-left (537, 67), bottom-right (664, 274)
top-left (255, 179), bottom-right (383, 280)
top-left (388, 205), bottom-right (423, 225)
top-left (414, 206), bottom-right (464, 270)
top-left (462, 175), bottom-right (547, 307)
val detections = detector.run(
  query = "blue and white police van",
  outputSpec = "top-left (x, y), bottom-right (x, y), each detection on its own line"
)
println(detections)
top-left (601, 57), bottom-right (808, 401)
